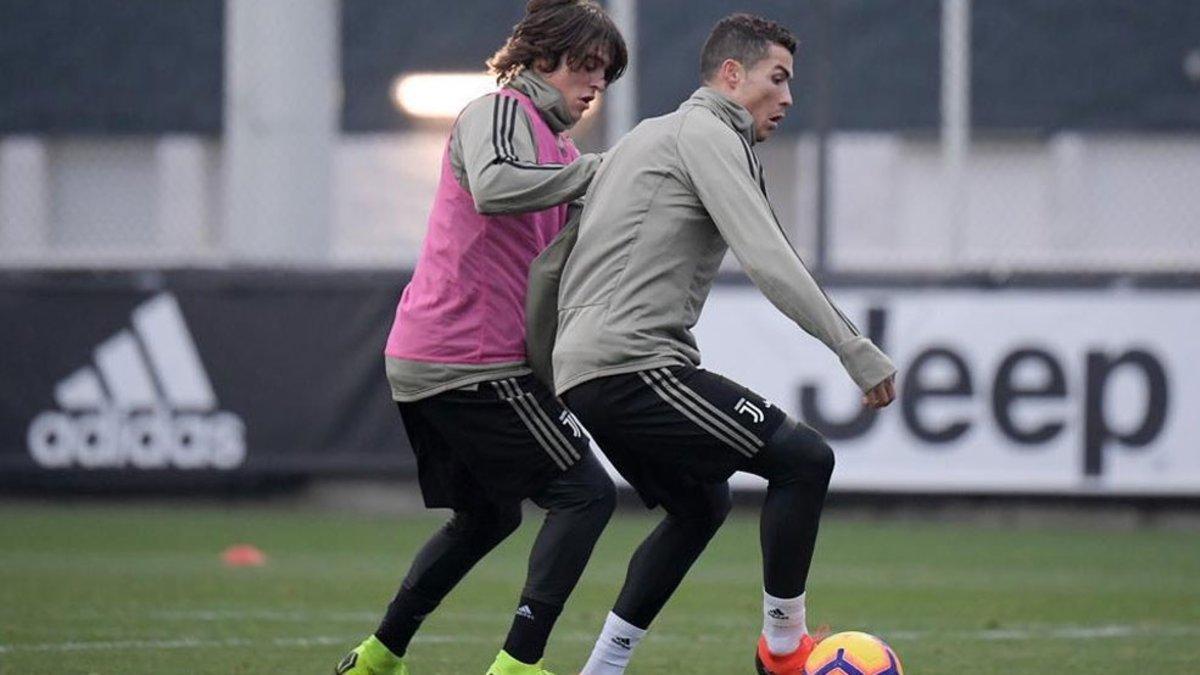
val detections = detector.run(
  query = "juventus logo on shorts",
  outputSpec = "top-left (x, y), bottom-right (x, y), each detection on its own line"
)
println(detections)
top-left (490, 378), bottom-right (581, 471)
top-left (734, 398), bottom-right (765, 424)
top-left (560, 410), bottom-right (585, 438)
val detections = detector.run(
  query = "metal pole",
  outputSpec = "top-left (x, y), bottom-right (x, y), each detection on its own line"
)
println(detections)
top-left (942, 0), bottom-right (971, 268)
top-left (813, 0), bottom-right (833, 273)
top-left (0, 137), bottom-right (49, 261)
top-left (605, 0), bottom-right (638, 145)
top-left (224, 0), bottom-right (339, 264)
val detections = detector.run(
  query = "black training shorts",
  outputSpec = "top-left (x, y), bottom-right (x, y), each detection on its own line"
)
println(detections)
top-left (563, 365), bottom-right (789, 508)
top-left (398, 374), bottom-right (592, 509)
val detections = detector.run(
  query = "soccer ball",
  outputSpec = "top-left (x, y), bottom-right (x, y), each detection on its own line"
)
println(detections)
top-left (803, 631), bottom-right (903, 675)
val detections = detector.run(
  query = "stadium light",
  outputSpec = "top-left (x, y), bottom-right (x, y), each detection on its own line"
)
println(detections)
top-left (392, 73), bottom-right (497, 120)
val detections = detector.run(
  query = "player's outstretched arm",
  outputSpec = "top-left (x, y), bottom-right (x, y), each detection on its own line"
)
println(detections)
top-left (677, 113), bottom-right (896, 395)
top-left (455, 95), bottom-right (602, 215)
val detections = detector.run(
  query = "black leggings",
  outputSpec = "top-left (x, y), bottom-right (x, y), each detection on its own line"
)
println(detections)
top-left (612, 418), bottom-right (834, 628)
top-left (376, 452), bottom-right (615, 655)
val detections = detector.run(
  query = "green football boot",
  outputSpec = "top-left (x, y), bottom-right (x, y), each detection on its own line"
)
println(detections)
top-left (333, 635), bottom-right (409, 675)
top-left (485, 649), bottom-right (557, 675)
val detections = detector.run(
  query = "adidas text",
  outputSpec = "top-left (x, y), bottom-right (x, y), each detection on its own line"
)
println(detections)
top-left (28, 408), bottom-right (245, 470)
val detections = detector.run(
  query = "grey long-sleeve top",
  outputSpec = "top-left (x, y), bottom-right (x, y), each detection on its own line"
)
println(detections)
top-left (550, 87), bottom-right (895, 395)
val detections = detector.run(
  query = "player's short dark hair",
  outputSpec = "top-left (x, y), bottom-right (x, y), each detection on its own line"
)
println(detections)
top-left (487, 0), bottom-right (628, 85)
top-left (699, 13), bottom-right (797, 82)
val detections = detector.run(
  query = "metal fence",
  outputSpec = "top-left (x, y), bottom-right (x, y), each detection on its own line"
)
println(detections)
top-left (0, 0), bottom-right (1197, 272)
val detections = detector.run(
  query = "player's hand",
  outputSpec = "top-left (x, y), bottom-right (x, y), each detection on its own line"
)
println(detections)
top-left (861, 374), bottom-right (896, 409)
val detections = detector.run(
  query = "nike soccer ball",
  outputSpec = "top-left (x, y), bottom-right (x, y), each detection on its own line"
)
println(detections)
top-left (803, 631), bottom-right (903, 675)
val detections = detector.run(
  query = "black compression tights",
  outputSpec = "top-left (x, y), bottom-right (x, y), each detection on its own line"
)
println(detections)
top-left (374, 507), bottom-right (521, 656)
top-left (375, 453), bottom-right (615, 659)
top-left (612, 419), bottom-right (834, 628)
top-left (611, 483), bottom-right (731, 628)
top-left (752, 419), bottom-right (835, 599)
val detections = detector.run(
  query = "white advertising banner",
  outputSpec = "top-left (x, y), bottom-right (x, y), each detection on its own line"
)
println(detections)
top-left (692, 286), bottom-right (1200, 495)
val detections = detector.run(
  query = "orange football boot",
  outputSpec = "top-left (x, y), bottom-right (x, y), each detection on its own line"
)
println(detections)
top-left (754, 633), bottom-right (818, 675)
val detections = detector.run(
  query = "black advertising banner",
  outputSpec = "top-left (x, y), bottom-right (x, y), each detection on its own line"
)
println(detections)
top-left (6, 271), bottom-right (1196, 495)
top-left (0, 270), bottom-right (414, 492)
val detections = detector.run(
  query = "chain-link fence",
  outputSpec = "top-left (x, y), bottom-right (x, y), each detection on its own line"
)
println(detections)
top-left (1, 0), bottom-right (1197, 272)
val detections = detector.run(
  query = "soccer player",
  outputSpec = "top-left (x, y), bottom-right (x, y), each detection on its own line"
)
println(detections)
top-left (333, 2), bottom-right (627, 674)
top-left (545, 14), bottom-right (897, 675)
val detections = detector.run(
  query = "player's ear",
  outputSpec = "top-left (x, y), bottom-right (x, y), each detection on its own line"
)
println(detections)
top-left (719, 58), bottom-right (743, 88)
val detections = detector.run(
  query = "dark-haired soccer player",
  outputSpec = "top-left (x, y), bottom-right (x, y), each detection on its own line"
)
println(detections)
top-left (543, 14), bottom-right (896, 675)
top-left (333, 2), bottom-right (627, 674)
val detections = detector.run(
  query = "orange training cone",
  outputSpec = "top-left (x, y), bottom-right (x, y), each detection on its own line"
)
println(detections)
top-left (221, 544), bottom-right (267, 567)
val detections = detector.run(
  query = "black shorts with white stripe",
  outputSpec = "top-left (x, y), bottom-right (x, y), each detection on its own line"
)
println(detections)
top-left (398, 374), bottom-right (591, 509)
top-left (562, 365), bottom-right (789, 509)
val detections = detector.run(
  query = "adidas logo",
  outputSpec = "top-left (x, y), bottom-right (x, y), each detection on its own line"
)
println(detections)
top-left (611, 636), bottom-right (632, 649)
top-left (767, 608), bottom-right (790, 620)
top-left (26, 293), bottom-right (246, 471)
top-left (516, 604), bottom-right (535, 620)
top-left (335, 652), bottom-right (358, 674)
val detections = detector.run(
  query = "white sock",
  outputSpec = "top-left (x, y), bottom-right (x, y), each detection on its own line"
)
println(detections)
top-left (762, 590), bottom-right (808, 655)
top-left (579, 612), bottom-right (647, 675)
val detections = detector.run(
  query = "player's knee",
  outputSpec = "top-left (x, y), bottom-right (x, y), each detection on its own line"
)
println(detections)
top-left (709, 490), bottom-right (734, 531)
top-left (449, 505), bottom-right (522, 543)
top-left (560, 467), bottom-right (617, 530)
top-left (804, 431), bottom-right (836, 482)
top-left (699, 491), bottom-right (733, 535)
top-left (589, 473), bottom-right (617, 522)
top-left (542, 456), bottom-right (616, 514)
top-left (766, 422), bottom-right (835, 487)
top-left (487, 505), bottom-right (524, 540)
top-left (672, 487), bottom-right (731, 536)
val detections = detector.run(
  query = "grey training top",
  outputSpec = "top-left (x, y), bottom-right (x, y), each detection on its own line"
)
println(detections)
top-left (551, 87), bottom-right (896, 395)
top-left (386, 71), bottom-right (602, 402)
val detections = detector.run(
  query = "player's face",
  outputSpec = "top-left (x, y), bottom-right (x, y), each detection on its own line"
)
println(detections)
top-left (539, 51), bottom-right (611, 122)
top-left (734, 44), bottom-right (794, 142)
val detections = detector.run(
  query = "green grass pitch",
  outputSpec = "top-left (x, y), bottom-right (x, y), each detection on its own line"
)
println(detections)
top-left (1, 503), bottom-right (1198, 673)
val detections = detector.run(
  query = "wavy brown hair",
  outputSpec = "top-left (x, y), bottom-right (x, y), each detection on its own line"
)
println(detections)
top-left (700, 13), bottom-right (797, 82)
top-left (487, 0), bottom-right (628, 85)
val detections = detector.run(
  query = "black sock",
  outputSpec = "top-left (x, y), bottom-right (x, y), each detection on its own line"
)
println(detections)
top-left (374, 587), bottom-right (440, 657)
top-left (502, 596), bottom-right (563, 664)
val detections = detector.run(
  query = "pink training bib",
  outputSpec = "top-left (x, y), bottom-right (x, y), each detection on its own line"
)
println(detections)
top-left (385, 88), bottom-right (580, 365)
